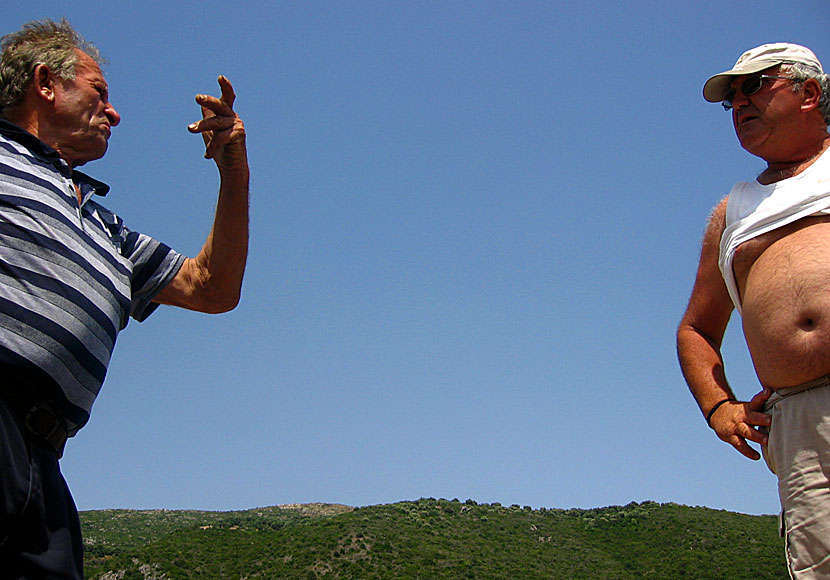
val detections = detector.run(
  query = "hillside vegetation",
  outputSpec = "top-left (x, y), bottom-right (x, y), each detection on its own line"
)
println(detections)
top-left (81, 498), bottom-right (786, 579)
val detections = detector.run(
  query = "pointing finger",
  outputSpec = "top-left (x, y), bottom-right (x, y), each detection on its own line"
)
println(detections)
top-left (217, 75), bottom-right (236, 108)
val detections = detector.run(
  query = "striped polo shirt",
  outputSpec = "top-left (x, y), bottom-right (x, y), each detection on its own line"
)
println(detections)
top-left (0, 119), bottom-right (185, 434)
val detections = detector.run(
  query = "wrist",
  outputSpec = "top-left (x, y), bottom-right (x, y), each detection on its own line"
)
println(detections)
top-left (705, 398), bottom-right (735, 428)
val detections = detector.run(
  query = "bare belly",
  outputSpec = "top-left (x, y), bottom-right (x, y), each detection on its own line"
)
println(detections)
top-left (739, 220), bottom-right (830, 388)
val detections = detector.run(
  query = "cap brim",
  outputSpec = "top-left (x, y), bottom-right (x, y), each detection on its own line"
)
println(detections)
top-left (702, 61), bottom-right (782, 102)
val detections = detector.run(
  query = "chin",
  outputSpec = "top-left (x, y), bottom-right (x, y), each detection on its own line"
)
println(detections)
top-left (68, 141), bottom-right (109, 167)
top-left (71, 151), bottom-right (107, 168)
top-left (87, 144), bottom-right (109, 163)
top-left (737, 135), bottom-right (766, 157)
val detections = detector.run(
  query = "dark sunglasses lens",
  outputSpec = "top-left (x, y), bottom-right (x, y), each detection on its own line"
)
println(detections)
top-left (722, 76), bottom-right (765, 111)
top-left (742, 76), bottom-right (763, 97)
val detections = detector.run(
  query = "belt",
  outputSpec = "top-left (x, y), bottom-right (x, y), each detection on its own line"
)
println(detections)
top-left (0, 383), bottom-right (68, 458)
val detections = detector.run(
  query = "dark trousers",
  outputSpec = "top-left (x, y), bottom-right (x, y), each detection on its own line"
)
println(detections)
top-left (0, 398), bottom-right (82, 579)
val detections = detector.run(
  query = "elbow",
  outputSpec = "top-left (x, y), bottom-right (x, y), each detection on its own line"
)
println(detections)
top-left (201, 286), bottom-right (242, 314)
top-left (212, 297), bottom-right (241, 314)
top-left (162, 258), bottom-right (245, 313)
top-left (677, 322), bottom-right (704, 351)
top-left (175, 257), bottom-right (247, 314)
top-left (676, 319), bottom-right (692, 345)
top-left (186, 275), bottom-right (243, 314)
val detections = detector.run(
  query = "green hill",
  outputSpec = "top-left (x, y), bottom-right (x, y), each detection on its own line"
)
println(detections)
top-left (81, 498), bottom-right (786, 579)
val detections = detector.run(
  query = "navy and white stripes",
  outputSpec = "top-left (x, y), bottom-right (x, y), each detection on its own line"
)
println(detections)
top-left (0, 120), bottom-right (184, 433)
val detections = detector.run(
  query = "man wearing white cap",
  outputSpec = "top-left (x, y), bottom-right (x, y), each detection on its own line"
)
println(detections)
top-left (678, 43), bottom-right (830, 578)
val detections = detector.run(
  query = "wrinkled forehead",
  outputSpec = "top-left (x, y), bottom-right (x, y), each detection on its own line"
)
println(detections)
top-left (73, 49), bottom-right (102, 73)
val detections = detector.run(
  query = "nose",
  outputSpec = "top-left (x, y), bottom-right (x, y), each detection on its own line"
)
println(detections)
top-left (728, 83), bottom-right (751, 111)
top-left (731, 93), bottom-right (751, 110)
top-left (105, 103), bottom-right (121, 127)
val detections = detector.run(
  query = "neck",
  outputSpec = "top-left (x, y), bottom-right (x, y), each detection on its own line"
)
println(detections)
top-left (3, 107), bottom-right (37, 137)
top-left (759, 136), bottom-right (830, 185)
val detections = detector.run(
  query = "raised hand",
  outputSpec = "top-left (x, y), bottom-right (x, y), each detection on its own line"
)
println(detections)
top-left (188, 75), bottom-right (247, 171)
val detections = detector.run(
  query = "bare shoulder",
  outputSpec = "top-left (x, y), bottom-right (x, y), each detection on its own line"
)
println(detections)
top-left (704, 196), bottom-right (728, 240)
top-left (691, 196), bottom-right (729, 269)
top-left (693, 195), bottom-right (729, 282)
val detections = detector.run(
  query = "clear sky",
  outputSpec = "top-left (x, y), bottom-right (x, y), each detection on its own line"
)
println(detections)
top-left (5, 1), bottom-right (829, 517)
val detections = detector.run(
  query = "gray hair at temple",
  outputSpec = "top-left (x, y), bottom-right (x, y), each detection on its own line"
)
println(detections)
top-left (782, 62), bottom-right (830, 127)
top-left (0, 18), bottom-right (104, 117)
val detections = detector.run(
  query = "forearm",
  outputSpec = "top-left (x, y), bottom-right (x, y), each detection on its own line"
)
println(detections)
top-left (677, 324), bottom-right (735, 419)
top-left (197, 164), bottom-right (249, 308)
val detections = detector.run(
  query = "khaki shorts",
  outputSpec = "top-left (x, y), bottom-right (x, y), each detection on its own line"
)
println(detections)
top-left (764, 375), bottom-right (830, 579)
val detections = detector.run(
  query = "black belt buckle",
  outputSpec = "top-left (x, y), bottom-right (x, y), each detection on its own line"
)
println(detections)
top-left (24, 401), bottom-right (67, 458)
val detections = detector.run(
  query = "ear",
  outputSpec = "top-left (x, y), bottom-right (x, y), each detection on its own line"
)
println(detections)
top-left (31, 63), bottom-right (57, 103)
top-left (800, 78), bottom-right (822, 113)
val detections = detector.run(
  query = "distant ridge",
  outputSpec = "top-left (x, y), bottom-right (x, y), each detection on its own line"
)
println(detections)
top-left (81, 498), bottom-right (786, 579)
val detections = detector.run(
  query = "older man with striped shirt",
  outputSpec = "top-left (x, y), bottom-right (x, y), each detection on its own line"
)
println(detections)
top-left (0, 19), bottom-right (249, 578)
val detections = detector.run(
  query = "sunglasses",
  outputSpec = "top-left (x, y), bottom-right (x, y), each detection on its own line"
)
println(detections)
top-left (722, 75), bottom-right (799, 111)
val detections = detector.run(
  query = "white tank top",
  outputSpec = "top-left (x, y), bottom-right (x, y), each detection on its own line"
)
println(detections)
top-left (719, 147), bottom-right (830, 314)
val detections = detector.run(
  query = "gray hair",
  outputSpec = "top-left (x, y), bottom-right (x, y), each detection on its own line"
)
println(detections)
top-left (0, 18), bottom-right (103, 116)
top-left (782, 62), bottom-right (830, 127)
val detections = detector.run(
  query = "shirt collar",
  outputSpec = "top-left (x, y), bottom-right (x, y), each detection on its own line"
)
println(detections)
top-left (0, 118), bottom-right (110, 197)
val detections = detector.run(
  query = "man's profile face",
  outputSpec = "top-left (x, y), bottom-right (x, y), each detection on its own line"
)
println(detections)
top-left (728, 66), bottom-right (803, 159)
top-left (49, 50), bottom-right (120, 167)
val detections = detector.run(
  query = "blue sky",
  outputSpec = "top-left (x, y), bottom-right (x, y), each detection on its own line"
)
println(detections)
top-left (6, 1), bottom-right (829, 516)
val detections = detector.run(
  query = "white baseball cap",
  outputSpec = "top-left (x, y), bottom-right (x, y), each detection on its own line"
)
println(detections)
top-left (703, 43), bottom-right (824, 102)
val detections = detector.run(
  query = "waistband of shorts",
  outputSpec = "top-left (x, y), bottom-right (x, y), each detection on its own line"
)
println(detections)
top-left (765, 374), bottom-right (830, 410)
